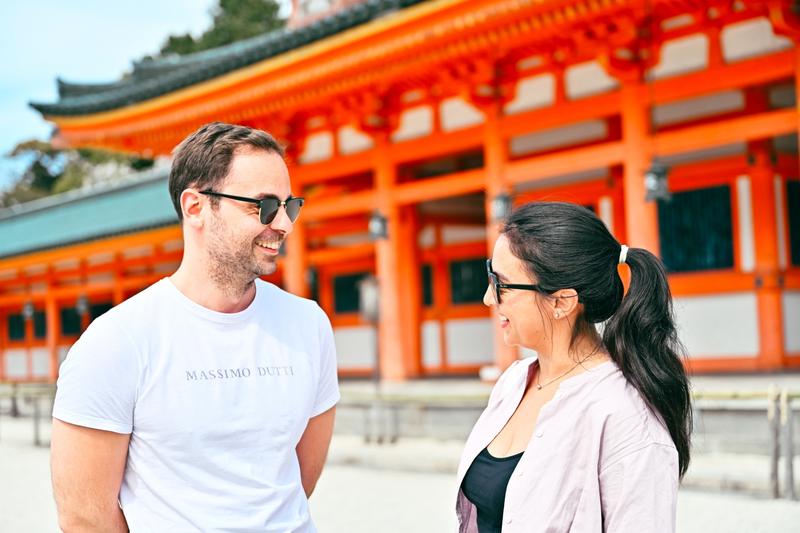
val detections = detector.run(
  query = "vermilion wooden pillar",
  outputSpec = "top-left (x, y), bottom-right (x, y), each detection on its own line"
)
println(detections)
top-left (46, 294), bottom-right (60, 382)
top-left (482, 100), bottom-right (517, 373)
top-left (621, 82), bottom-right (661, 255)
top-left (373, 134), bottom-right (419, 380)
top-left (283, 217), bottom-right (310, 298)
top-left (749, 147), bottom-right (786, 370)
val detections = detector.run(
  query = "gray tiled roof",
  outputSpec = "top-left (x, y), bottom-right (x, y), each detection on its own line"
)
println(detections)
top-left (0, 170), bottom-right (177, 259)
top-left (31, 0), bottom-right (427, 116)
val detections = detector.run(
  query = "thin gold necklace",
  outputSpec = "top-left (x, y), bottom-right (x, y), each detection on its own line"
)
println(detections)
top-left (536, 353), bottom-right (596, 390)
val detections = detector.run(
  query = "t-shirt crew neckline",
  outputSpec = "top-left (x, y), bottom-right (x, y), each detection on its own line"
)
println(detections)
top-left (161, 277), bottom-right (261, 324)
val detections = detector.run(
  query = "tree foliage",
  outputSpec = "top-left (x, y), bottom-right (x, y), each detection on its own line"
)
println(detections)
top-left (158, 0), bottom-right (284, 57)
top-left (1, 141), bottom-right (153, 208)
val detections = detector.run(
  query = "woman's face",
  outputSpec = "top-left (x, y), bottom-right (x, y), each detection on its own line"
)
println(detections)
top-left (483, 235), bottom-right (552, 350)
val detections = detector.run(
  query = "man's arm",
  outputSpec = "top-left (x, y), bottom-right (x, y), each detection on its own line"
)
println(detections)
top-left (295, 406), bottom-right (336, 497)
top-left (51, 419), bottom-right (130, 532)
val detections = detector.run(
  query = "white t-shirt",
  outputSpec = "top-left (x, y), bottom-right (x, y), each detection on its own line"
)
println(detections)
top-left (53, 278), bottom-right (340, 532)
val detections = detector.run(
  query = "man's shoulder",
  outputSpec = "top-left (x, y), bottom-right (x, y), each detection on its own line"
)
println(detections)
top-left (87, 279), bottom-right (169, 335)
top-left (255, 279), bottom-right (325, 318)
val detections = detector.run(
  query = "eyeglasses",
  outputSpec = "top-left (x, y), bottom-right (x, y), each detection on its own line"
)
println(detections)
top-left (486, 259), bottom-right (542, 305)
top-left (200, 190), bottom-right (304, 224)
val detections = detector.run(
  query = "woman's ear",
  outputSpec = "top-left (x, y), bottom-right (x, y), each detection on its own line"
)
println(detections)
top-left (551, 288), bottom-right (579, 319)
top-left (180, 188), bottom-right (204, 229)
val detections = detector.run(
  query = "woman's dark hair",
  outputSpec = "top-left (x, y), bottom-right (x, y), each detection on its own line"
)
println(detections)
top-left (502, 201), bottom-right (692, 478)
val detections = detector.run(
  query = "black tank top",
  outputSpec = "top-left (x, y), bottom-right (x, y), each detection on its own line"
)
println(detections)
top-left (461, 447), bottom-right (524, 533)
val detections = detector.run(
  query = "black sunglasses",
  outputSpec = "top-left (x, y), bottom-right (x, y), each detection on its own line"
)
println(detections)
top-left (486, 259), bottom-right (542, 305)
top-left (200, 190), bottom-right (304, 224)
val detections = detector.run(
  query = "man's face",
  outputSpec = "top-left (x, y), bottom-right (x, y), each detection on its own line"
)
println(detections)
top-left (204, 148), bottom-right (294, 282)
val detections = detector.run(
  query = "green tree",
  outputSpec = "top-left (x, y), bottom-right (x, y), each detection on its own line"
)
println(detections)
top-left (160, 0), bottom-right (284, 56)
top-left (1, 141), bottom-right (153, 208)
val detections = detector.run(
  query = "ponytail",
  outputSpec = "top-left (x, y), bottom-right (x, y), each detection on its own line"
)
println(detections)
top-left (602, 247), bottom-right (692, 479)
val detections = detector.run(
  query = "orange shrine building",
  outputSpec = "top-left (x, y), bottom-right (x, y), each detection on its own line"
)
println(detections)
top-left (2, 0), bottom-right (800, 383)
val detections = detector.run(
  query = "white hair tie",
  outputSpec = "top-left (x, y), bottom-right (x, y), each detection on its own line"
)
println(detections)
top-left (618, 245), bottom-right (629, 265)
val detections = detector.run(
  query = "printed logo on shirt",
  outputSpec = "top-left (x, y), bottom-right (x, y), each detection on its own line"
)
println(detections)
top-left (185, 366), bottom-right (294, 381)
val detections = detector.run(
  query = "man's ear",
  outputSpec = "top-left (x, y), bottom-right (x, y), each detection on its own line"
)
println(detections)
top-left (551, 288), bottom-right (579, 319)
top-left (180, 188), bottom-right (204, 229)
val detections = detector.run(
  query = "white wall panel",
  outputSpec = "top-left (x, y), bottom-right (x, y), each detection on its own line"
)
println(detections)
top-left (783, 292), bottom-right (800, 354)
top-left (31, 348), bottom-right (50, 378)
top-left (650, 34), bottom-right (708, 79)
top-left (299, 131), bottom-right (333, 163)
top-left (505, 74), bottom-right (555, 115)
top-left (446, 318), bottom-right (494, 365)
top-left (722, 18), bottom-right (792, 62)
top-left (565, 61), bottom-right (618, 99)
top-left (653, 91), bottom-right (744, 127)
top-left (392, 106), bottom-right (433, 142)
top-left (510, 120), bottom-right (607, 157)
top-left (674, 293), bottom-right (760, 357)
top-left (337, 126), bottom-right (373, 155)
top-left (598, 196), bottom-right (614, 234)
top-left (440, 98), bottom-right (484, 131)
top-left (422, 320), bottom-right (442, 368)
top-left (4, 349), bottom-right (28, 379)
top-left (333, 326), bottom-right (376, 369)
top-left (418, 225), bottom-right (436, 249)
top-left (441, 225), bottom-right (487, 245)
top-left (736, 176), bottom-right (756, 273)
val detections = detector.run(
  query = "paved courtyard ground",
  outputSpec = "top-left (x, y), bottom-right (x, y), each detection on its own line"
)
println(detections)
top-left (3, 417), bottom-right (800, 532)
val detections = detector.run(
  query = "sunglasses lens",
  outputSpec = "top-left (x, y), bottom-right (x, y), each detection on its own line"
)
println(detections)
top-left (285, 198), bottom-right (304, 222)
top-left (260, 198), bottom-right (281, 225)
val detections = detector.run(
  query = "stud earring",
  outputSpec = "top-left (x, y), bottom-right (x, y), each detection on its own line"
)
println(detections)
top-left (554, 311), bottom-right (561, 318)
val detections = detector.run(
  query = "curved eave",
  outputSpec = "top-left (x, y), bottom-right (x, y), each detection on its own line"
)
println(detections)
top-left (34, 0), bottom-right (467, 128)
top-left (31, 0), bottom-right (429, 117)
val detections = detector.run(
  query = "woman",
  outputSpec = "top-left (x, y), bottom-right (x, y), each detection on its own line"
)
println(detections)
top-left (456, 202), bottom-right (691, 532)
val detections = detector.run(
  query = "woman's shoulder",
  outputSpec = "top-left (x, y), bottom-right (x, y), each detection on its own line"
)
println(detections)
top-left (586, 364), bottom-right (675, 449)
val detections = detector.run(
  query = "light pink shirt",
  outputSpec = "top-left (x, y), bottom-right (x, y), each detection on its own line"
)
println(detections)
top-left (456, 358), bottom-right (679, 532)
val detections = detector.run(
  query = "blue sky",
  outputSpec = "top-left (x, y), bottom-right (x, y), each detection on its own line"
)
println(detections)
top-left (0, 1), bottom-right (288, 191)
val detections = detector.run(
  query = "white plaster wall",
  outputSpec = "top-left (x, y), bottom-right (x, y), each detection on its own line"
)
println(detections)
top-left (510, 120), bottom-right (607, 157)
top-left (673, 293), bottom-right (760, 357)
top-left (299, 131), bottom-right (333, 163)
top-left (392, 106), bottom-right (433, 142)
top-left (337, 126), bottom-right (374, 155)
top-left (652, 91), bottom-right (744, 127)
top-left (326, 232), bottom-right (372, 247)
top-left (598, 196), bottom-right (614, 234)
top-left (418, 225), bottom-right (436, 249)
top-left (4, 349), bottom-right (28, 379)
top-left (440, 98), bottom-right (484, 131)
top-left (441, 225), bottom-right (487, 245)
top-left (736, 176), bottom-right (756, 273)
top-left (31, 348), bottom-right (50, 378)
top-left (565, 61), bottom-right (618, 99)
top-left (505, 74), bottom-right (555, 115)
top-left (446, 318), bottom-right (494, 365)
top-left (333, 326), bottom-right (376, 369)
top-left (783, 292), bottom-right (800, 354)
top-left (649, 34), bottom-right (708, 79)
top-left (58, 345), bottom-right (70, 366)
top-left (422, 320), bottom-right (442, 368)
top-left (722, 18), bottom-right (792, 62)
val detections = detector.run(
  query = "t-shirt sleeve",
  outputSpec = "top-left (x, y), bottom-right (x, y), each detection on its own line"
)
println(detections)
top-left (599, 442), bottom-right (679, 532)
top-left (52, 315), bottom-right (140, 434)
top-left (310, 305), bottom-right (339, 417)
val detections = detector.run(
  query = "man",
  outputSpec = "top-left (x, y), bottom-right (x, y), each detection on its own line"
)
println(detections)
top-left (51, 122), bottom-right (339, 532)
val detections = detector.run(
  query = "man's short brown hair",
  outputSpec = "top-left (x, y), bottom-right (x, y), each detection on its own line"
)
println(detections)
top-left (168, 122), bottom-right (285, 220)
